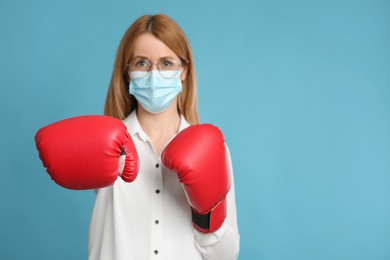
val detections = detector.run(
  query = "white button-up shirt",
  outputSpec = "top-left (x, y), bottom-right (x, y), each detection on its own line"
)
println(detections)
top-left (88, 111), bottom-right (240, 260)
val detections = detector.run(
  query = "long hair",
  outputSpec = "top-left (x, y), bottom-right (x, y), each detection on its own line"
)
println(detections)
top-left (104, 14), bottom-right (199, 125)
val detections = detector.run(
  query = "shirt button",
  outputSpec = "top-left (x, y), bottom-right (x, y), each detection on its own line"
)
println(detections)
top-left (155, 189), bottom-right (160, 194)
top-left (155, 220), bottom-right (159, 224)
top-left (154, 250), bottom-right (159, 255)
top-left (155, 163), bottom-right (160, 168)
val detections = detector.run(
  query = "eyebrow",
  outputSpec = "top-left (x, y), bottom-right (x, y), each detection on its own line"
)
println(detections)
top-left (133, 55), bottom-right (176, 60)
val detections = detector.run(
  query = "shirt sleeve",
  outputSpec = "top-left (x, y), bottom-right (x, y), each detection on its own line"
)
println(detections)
top-left (193, 144), bottom-right (240, 259)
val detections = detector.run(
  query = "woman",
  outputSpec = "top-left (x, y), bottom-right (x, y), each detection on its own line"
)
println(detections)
top-left (88, 14), bottom-right (240, 259)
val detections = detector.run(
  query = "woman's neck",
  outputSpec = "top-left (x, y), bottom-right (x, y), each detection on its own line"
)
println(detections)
top-left (136, 102), bottom-right (181, 155)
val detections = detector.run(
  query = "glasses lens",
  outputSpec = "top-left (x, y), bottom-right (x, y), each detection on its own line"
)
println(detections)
top-left (128, 59), bottom-right (150, 79)
top-left (158, 59), bottom-right (181, 78)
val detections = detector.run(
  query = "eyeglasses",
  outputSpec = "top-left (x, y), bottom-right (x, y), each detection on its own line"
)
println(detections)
top-left (127, 57), bottom-right (184, 79)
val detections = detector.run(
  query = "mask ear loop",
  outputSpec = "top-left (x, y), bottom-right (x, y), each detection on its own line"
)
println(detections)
top-left (180, 57), bottom-right (190, 78)
top-left (125, 64), bottom-right (131, 83)
top-left (179, 60), bottom-right (188, 81)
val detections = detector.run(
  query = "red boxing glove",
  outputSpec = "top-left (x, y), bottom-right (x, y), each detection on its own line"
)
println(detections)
top-left (161, 124), bottom-right (230, 233)
top-left (35, 115), bottom-right (139, 190)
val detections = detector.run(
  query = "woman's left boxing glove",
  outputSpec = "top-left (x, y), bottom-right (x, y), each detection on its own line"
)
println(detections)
top-left (35, 115), bottom-right (139, 190)
top-left (161, 124), bottom-right (230, 233)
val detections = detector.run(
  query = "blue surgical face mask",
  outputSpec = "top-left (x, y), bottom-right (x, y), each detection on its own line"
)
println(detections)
top-left (129, 70), bottom-right (182, 114)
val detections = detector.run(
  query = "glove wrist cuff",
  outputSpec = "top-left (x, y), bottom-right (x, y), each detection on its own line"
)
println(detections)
top-left (191, 197), bottom-right (227, 233)
top-left (120, 141), bottom-right (139, 182)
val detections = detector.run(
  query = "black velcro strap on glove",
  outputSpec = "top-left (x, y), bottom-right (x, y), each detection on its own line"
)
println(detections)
top-left (191, 208), bottom-right (210, 230)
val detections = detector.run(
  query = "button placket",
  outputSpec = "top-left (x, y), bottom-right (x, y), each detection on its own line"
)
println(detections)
top-left (150, 160), bottom-right (163, 258)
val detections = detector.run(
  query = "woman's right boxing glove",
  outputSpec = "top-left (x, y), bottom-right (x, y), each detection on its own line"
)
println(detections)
top-left (35, 115), bottom-right (139, 190)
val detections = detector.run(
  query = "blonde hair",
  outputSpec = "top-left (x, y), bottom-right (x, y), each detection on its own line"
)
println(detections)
top-left (104, 14), bottom-right (199, 125)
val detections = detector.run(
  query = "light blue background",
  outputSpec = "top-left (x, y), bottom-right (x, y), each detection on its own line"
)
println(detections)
top-left (1, 0), bottom-right (389, 259)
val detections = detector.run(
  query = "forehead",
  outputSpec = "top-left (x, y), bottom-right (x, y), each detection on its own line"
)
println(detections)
top-left (132, 33), bottom-right (179, 60)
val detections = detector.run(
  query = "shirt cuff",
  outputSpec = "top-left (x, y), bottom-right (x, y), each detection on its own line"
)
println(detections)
top-left (193, 221), bottom-right (227, 247)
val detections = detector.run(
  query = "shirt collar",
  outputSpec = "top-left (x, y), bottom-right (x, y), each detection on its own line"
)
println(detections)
top-left (123, 110), bottom-right (146, 141)
top-left (123, 110), bottom-right (191, 142)
top-left (178, 113), bottom-right (190, 132)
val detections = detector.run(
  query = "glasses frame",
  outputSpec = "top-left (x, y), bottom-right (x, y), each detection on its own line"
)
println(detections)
top-left (126, 58), bottom-right (185, 79)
